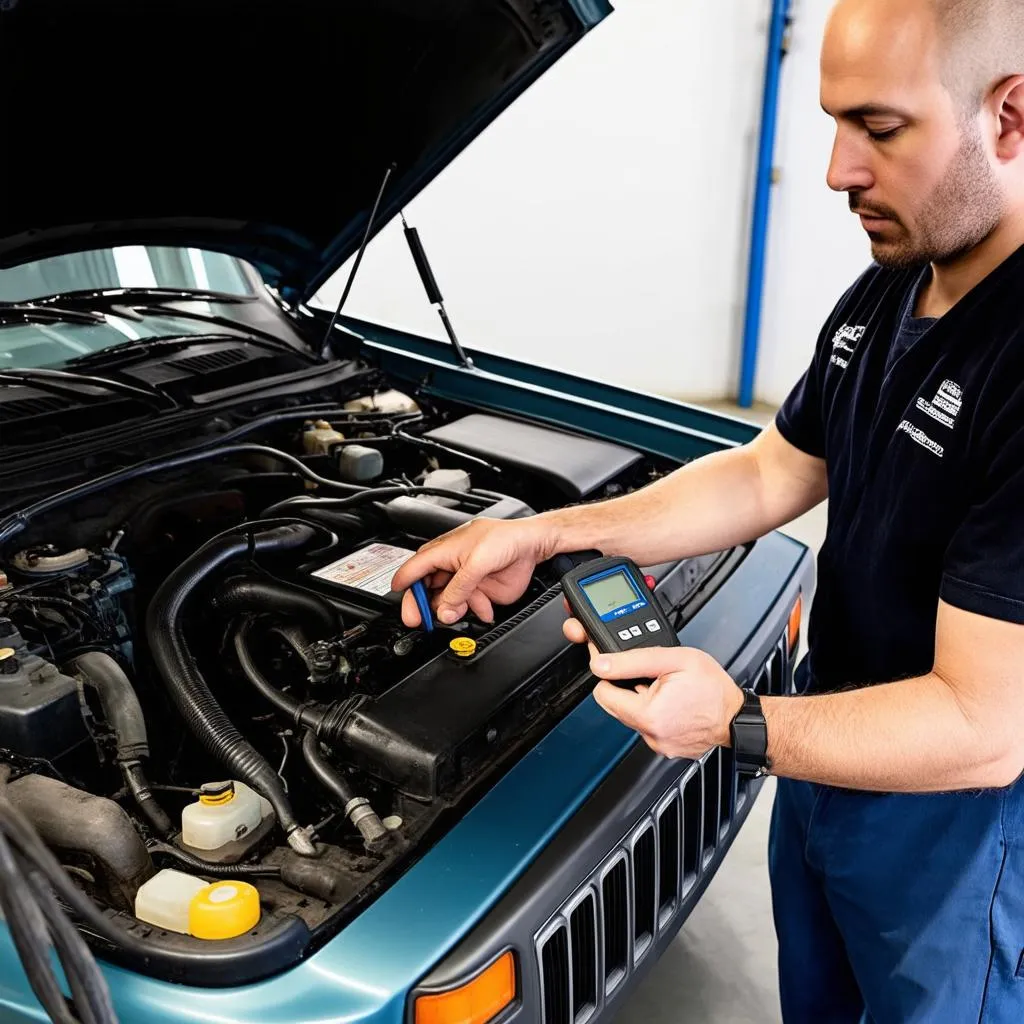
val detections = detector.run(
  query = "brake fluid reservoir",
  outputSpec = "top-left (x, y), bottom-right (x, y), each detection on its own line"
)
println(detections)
top-left (181, 781), bottom-right (271, 852)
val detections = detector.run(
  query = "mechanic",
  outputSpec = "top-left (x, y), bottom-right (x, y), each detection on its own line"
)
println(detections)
top-left (393, 0), bottom-right (1024, 1019)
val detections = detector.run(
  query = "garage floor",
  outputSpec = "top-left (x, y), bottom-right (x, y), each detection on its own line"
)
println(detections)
top-left (613, 404), bottom-right (828, 1024)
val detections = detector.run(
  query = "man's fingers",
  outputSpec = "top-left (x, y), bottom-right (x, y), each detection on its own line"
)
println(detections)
top-left (592, 680), bottom-right (649, 732)
top-left (437, 562), bottom-right (489, 623)
top-left (400, 589), bottom-right (422, 628)
top-left (391, 545), bottom-right (450, 593)
top-left (589, 646), bottom-right (691, 683)
top-left (562, 617), bottom-right (588, 644)
top-left (467, 591), bottom-right (495, 624)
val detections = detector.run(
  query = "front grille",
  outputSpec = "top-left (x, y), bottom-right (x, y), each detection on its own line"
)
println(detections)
top-left (535, 632), bottom-right (789, 1022)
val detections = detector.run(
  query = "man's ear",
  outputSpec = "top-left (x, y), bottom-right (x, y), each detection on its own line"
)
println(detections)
top-left (992, 75), bottom-right (1024, 161)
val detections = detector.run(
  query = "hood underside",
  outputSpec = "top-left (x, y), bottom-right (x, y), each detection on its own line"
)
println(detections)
top-left (0, 0), bottom-right (608, 300)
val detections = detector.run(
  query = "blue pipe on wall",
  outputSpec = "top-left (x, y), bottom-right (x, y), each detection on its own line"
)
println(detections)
top-left (738, 0), bottom-right (792, 408)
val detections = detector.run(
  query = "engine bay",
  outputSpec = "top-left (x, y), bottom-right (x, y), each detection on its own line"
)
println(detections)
top-left (0, 383), bottom-right (724, 983)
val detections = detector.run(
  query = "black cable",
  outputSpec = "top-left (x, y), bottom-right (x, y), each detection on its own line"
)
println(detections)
top-left (146, 843), bottom-right (281, 879)
top-left (25, 868), bottom-right (117, 1024)
top-left (0, 831), bottom-right (78, 1024)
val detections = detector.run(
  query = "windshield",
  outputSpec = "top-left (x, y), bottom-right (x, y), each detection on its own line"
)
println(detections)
top-left (0, 246), bottom-right (259, 302)
top-left (0, 247), bottom-right (265, 370)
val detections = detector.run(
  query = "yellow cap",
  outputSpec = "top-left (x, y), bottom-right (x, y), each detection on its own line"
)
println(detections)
top-left (199, 781), bottom-right (236, 806)
top-left (188, 881), bottom-right (261, 940)
top-left (449, 637), bottom-right (477, 658)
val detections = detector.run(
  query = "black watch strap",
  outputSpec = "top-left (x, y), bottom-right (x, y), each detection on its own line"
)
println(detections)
top-left (730, 688), bottom-right (771, 777)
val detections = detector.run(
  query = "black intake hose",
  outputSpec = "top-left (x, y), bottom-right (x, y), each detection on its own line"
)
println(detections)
top-left (232, 622), bottom-right (325, 730)
top-left (211, 576), bottom-right (339, 637)
top-left (69, 652), bottom-right (174, 837)
top-left (146, 524), bottom-right (317, 856)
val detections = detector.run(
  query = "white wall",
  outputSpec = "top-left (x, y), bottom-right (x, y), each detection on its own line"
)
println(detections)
top-left (312, 0), bottom-right (872, 407)
top-left (756, 0), bottom-right (871, 406)
top-left (313, 0), bottom-right (769, 401)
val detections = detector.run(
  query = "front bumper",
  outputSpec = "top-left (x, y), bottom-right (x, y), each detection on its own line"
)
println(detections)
top-left (410, 535), bottom-right (810, 1023)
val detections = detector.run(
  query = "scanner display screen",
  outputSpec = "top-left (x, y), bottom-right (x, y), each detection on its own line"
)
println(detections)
top-left (581, 570), bottom-right (641, 617)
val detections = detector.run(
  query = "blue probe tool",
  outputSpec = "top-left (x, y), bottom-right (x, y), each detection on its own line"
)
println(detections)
top-left (411, 579), bottom-right (434, 632)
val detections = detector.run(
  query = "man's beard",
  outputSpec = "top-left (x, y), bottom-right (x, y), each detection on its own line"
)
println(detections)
top-left (851, 128), bottom-right (1004, 270)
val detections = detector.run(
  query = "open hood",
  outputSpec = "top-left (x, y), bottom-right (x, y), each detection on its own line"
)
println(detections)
top-left (0, 0), bottom-right (609, 301)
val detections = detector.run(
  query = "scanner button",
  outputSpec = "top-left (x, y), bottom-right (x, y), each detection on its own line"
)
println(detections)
top-left (645, 620), bottom-right (661, 633)
top-left (617, 629), bottom-right (633, 642)
top-left (629, 626), bottom-right (643, 637)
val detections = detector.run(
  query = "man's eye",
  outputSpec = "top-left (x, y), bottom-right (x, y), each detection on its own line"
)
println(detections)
top-left (866, 126), bottom-right (903, 141)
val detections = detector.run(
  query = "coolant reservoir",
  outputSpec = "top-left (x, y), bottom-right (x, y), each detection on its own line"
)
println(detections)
top-left (134, 869), bottom-right (207, 934)
top-left (181, 781), bottom-right (272, 852)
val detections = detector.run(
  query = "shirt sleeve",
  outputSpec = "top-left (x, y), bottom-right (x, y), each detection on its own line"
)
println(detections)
top-left (941, 411), bottom-right (1024, 624)
top-left (775, 358), bottom-right (827, 459)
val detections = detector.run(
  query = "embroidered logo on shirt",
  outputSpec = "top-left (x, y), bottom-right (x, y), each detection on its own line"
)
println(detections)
top-left (830, 324), bottom-right (865, 370)
top-left (897, 420), bottom-right (945, 458)
top-left (915, 379), bottom-right (963, 430)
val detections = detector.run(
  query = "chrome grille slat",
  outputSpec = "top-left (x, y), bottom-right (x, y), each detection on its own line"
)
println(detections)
top-left (536, 628), bottom-right (791, 1021)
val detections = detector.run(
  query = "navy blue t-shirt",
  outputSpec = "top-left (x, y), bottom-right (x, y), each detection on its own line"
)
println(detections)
top-left (777, 245), bottom-right (1024, 694)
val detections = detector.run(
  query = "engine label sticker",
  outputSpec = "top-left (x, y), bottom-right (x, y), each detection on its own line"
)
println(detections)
top-left (312, 543), bottom-right (416, 597)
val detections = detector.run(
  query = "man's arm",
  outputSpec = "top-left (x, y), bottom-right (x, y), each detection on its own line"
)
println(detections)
top-left (586, 599), bottom-right (1024, 792)
top-left (393, 420), bottom-right (827, 625)
top-left (539, 421), bottom-right (828, 566)
top-left (761, 600), bottom-right (1024, 791)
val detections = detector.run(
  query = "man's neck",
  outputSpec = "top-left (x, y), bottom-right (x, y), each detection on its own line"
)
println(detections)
top-left (916, 212), bottom-right (1024, 319)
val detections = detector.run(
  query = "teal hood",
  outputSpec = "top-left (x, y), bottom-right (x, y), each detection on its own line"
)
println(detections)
top-left (0, 0), bottom-right (610, 301)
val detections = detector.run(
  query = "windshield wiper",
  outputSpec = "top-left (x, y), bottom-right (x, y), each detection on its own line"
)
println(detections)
top-left (65, 331), bottom-right (305, 369)
top-left (0, 367), bottom-right (176, 410)
top-left (30, 287), bottom-right (257, 308)
top-left (26, 289), bottom-right (314, 359)
top-left (0, 303), bottom-right (107, 326)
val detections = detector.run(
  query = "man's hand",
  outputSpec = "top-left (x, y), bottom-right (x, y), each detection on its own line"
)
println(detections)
top-left (391, 517), bottom-right (555, 627)
top-left (579, 636), bottom-right (744, 759)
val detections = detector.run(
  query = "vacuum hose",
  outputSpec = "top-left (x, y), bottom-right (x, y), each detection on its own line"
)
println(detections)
top-left (146, 524), bottom-right (317, 856)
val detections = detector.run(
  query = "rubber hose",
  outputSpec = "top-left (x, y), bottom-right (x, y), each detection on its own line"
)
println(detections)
top-left (147, 842), bottom-right (281, 879)
top-left (300, 729), bottom-right (354, 806)
top-left (122, 761), bottom-right (175, 838)
top-left (70, 652), bottom-right (149, 761)
top-left (232, 623), bottom-right (325, 730)
top-left (301, 731), bottom-right (388, 853)
top-left (70, 653), bottom-right (175, 836)
top-left (212, 577), bottom-right (338, 637)
top-left (145, 523), bottom-right (314, 852)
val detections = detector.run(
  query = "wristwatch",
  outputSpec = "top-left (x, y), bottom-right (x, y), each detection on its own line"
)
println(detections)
top-left (729, 688), bottom-right (771, 777)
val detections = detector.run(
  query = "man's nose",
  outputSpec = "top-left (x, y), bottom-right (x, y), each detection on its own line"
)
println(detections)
top-left (826, 130), bottom-right (874, 193)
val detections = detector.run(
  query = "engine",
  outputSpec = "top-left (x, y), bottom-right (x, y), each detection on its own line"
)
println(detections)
top-left (0, 389), bottom-right (704, 975)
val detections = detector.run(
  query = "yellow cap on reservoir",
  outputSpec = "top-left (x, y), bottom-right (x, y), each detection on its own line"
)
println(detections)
top-left (188, 881), bottom-right (261, 940)
top-left (449, 637), bottom-right (477, 658)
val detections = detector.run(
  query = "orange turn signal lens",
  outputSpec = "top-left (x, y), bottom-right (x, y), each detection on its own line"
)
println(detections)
top-left (415, 951), bottom-right (516, 1024)
top-left (787, 595), bottom-right (802, 654)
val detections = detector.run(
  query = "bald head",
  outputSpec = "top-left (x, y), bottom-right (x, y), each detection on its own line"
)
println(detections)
top-left (821, 0), bottom-right (1024, 268)
top-left (934, 0), bottom-right (1024, 110)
